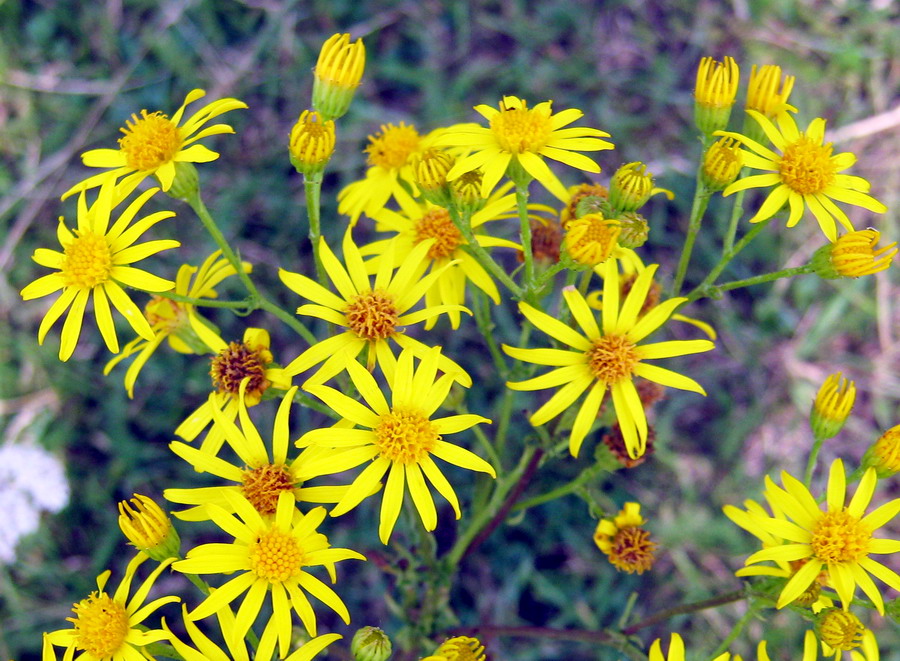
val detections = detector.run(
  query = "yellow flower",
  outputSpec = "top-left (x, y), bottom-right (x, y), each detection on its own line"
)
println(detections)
top-left (21, 181), bottom-right (178, 361)
top-left (719, 111), bottom-right (887, 242)
top-left (62, 89), bottom-right (247, 198)
top-left (740, 458), bottom-right (900, 614)
top-left (44, 553), bottom-right (178, 661)
top-left (361, 185), bottom-right (519, 328)
top-left (694, 56), bottom-right (739, 134)
top-left (503, 260), bottom-right (714, 458)
top-left (279, 231), bottom-right (471, 385)
top-left (648, 633), bottom-right (733, 661)
top-left (812, 229), bottom-right (897, 279)
top-left (746, 64), bottom-right (797, 120)
top-left (166, 384), bottom-right (352, 520)
top-left (173, 491), bottom-right (364, 656)
top-left (174, 328), bottom-right (290, 455)
top-left (297, 347), bottom-right (496, 544)
top-left (337, 122), bottom-right (442, 223)
top-left (863, 424), bottom-right (900, 477)
top-left (593, 502), bottom-right (656, 574)
top-left (117, 494), bottom-right (180, 561)
top-left (809, 372), bottom-right (856, 440)
top-left (816, 608), bottom-right (865, 656)
top-left (104, 251), bottom-right (249, 397)
top-left (163, 603), bottom-right (341, 661)
top-left (289, 110), bottom-right (336, 177)
top-left (312, 33), bottom-right (365, 121)
top-left (424, 636), bottom-right (486, 661)
top-left (564, 213), bottom-right (621, 266)
top-left (439, 95), bottom-right (614, 201)
top-left (702, 137), bottom-right (744, 191)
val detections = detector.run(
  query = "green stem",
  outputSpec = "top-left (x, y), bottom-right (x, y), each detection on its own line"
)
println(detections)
top-left (684, 218), bottom-right (775, 303)
top-left (304, 175), bottom-right (327, 286)
top-left (688, 264), bottom-right (815, 302)
top-left (186, 190), bottom-right (317, 345)
top-left (445, 446), bottom-right (539, 566)
top-left (516, 185), bottom-right (535, 293)
top-left (671, 183), bottom-right (712, 295)
top-left (513, 460), bottom-right (607, 513)
top-left (620, 589), bottom-right (746, 636)
top-left (805, 435), bottom-right (826, 486)
top-left (447, 205), bottom-right (523, 299)
top-left (722, 185), bottom-right (747, 254)
top-left (710, 600), bottom-right (759, 659)
top-left (155, 290), bottom-right (253, 310)
top-left (472, 288), bottom-right (508, 378)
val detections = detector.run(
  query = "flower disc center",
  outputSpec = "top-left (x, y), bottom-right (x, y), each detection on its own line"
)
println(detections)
top-left (118, 110), bottom-right (182, 171)
top-left (414, 208), bottom-right (464, 259)
top-left (375, 407), bottom-right (439, 464)
top-left (70, 592), bottom-right (130, 658)
top-left (609, 527), bottom-right (656, 575)
top-left (366, 123), bottom-right (420, 170)
top-left (344, 290), bottom-right (399, 341)
top-left (63, 231), bottom-right (113, 289)
top-left (811, 509), bottom-right (871, 563)
top-left (779, 136), bottom-right (836, 195)
top-left (209, 341), bottom-right (272, 404)
top-left (248, 529), bottom-right (305, 583)
top-left (489, 101), bottom-right (552, 154)
top-left (586, 335), bottom-right (640, 383)
top-left (241, 464), bottom-right (296, 515)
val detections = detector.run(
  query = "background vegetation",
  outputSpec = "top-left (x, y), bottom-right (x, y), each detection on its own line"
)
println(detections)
top-left (2, 0), bottom-right (899, 659)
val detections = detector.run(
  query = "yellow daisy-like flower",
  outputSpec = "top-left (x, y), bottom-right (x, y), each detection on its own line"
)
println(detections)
top-left (163, 603), bottom-right (341, 661)
top-left (175, 327), bottom-right (290, 455)
top-left (62, 89), bottom-right (247, 198)
top-left (741, 458), bottom-right (900, 614)
top-left (593, 502), bottom-right (656, 574)
top-left (166, 384), bottom-right (352, 521)
top-left (279, 230), bottom-right (471, 385)
top-left (504, 260), bottom-right (714, 459)
top-left (43, 553), bottom-right (178, 661)
top-left (361, 185), bottom-right (519, 328)
top-left (647, 633), bottom-right (733, 661)
top-left (337, 122), bottom-right (442, 223)
top-left (297, 347), bottom-right (496, 544)
top-left (746, 64), bottom-right (797, 121)
top-left (439, 95), bottom-right (614, 201)
top-left (104, 251), bottom-right (249, 397)
top-left (173, 491), bottom-right (364, 656)
top-left (719, 111), bottom-right (887, 242)
top-left (21, 180), bottom-right (178, 361)
top-left (422, 636), bottom-right (487, 661)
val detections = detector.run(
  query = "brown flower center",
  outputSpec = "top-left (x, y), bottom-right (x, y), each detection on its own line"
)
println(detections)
top-left (608, 527), bottom-right (656, 574)
top-left (209, 341), bottom-right (272, 404)
top-left (344, 290), bottom-right (400, 341)
top-left (586, 335), bottom-right (640, 383)
top-left (241, 464), bottom-right (296, 515)
top-left (414, 208), bottom-right (464, 259)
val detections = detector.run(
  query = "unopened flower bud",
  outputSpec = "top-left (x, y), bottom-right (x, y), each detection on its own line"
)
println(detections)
top-left (430, 636), bottom-right (486, 661)
top-left (451, 170), bottom-right (487, 216)
top-left (608, 162), bottom-right (654, 212)
top-left (414, 148), bottom-right (455, 207)
top-left (165, 162), bottom-right (199, 201)
top-left (702, 137), bottom-right (743, 191)
top-left (616, 211), bottom-right (650, 249)
top-left (694, 56), bottom-right (739, 135)
top-left (350, 627), bottom-right (392, 661)
top-left (289, 110), bottom-right (335, 178)
top-left (744, 64), bottom-right (796, 142)
top-left (816, 608), bottom-right (865, 652)
top-left (312, 33), bottom-right (365, 121)
top-left (809, 372), bottom-right (855, 440)
top-left (561, 183), bottom-right (608, 227)
top-left (117, 494), bottom-right (180, 561)
top-left (812, 229), bottom-right (897, 279)
top-left (863, 424), bottom-right (900, 478)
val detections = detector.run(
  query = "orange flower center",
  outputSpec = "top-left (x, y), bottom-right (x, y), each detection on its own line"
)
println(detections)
top-left (248, 529), bottom-right (305, 583)
top-left (241, 464), bottom-right (296, 515)
top-left (69, 592), bottom-right (130, 658)
top-left (414, 208), bottom-right (464, 259)
top-left (118, 110), bottom-right (182, 171)
top-left (810, 509), bottom-right (871, 563)
top-left (607, 526), bottom-right (656, 574)
top-left (778, 136), bottom-right (836, 195)
top-left (374, 407), bottom-right (439, 464)
top-left (489, 99), bottom-right (552, 154)
top-left (586, 335), bottom-right (639, 383)
top-left (62, 231), bottom-right (113, 289)
top-left (209, 341), bottom-right (272, 405)
top-left (366, 122), bottom-right (420, 170)
top-left (344, 290), bottom-right (399, 341)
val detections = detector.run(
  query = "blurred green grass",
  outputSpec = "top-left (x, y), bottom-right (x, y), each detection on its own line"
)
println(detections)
top-left (2, 0), bottom-right (900, 659)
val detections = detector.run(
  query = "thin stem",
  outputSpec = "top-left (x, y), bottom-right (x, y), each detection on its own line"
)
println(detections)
top-left (156, 290), bottom-right (253, 310)
top-left (688, 264), bottom-right (814, 302)
top-left (805, 435), bottom-right (826, 487)
top-left (304, 175), bottom-right (327, 286)
top-left (516, 185), bottom-right (535, 293)
top-left (513, 460), bottom-right (607, 513)
top-left (684, 217), bottom-right (775, 303)
top-left (472, 288), bottom-right (508, 378)
top-left (711, 600), bottom-right (759, 659)
top-left (447, 205), bottom-right (523, 299)
top-left (722, 185), bottom-right (747, 254)
top-left (671, 184), bottom-right (712, 295)
top-left (186, 190), bottom-right (317, 345)
top-left (620, 589), bottom-right (746, 636)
